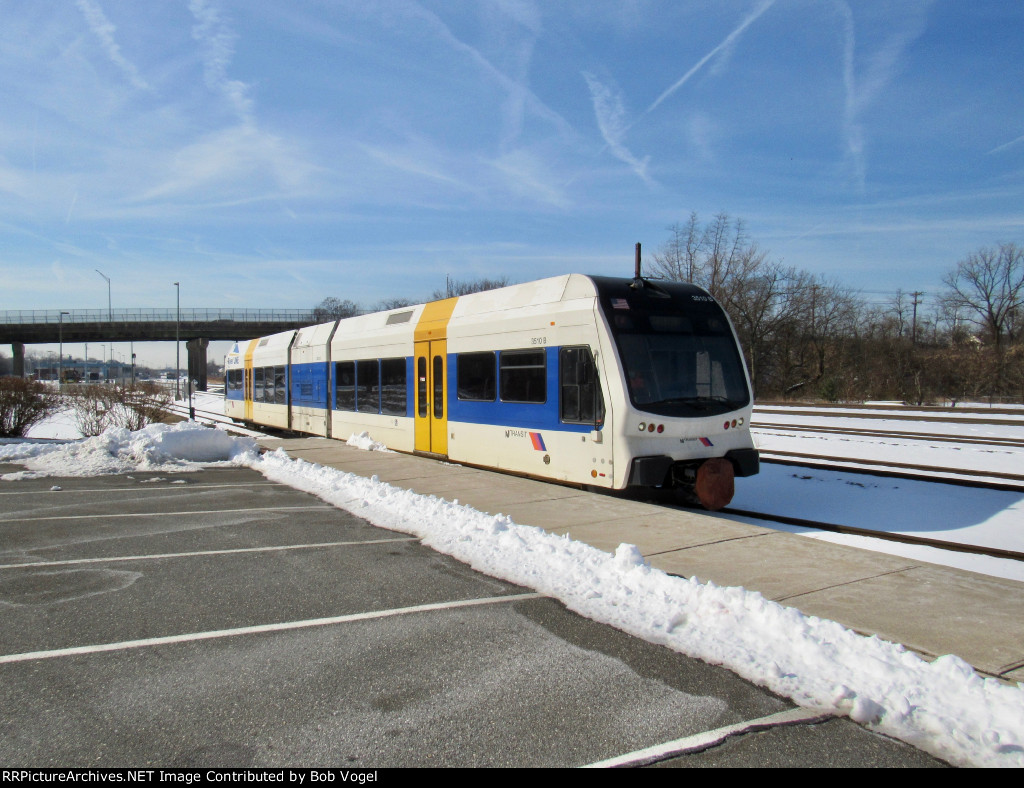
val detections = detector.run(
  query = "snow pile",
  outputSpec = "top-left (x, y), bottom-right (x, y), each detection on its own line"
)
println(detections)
top-left (346, 431), bottom-right (390, 452)
top-left (2, 422), bottom-right (1022, 766)
top-left (0, 422), bottom-right (257, 479)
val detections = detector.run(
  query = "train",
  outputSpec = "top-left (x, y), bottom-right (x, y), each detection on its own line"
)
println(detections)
top-left (224, 274), bottom-right (758, 509)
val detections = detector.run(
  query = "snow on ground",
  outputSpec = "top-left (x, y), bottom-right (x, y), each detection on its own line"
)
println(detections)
top-left (753, 405), bottom-right (1024, 477)
top-left (346, 431), bottom-right (391, 452)
top-left (0, 422), bottom-right (256, 478)
top-left (0, 421), bottom-right (1021, 767)
top-left (730, 465), bottom-right (1024, 583)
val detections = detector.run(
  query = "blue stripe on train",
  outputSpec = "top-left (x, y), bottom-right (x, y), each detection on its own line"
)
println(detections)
top-left (446, 347), bottom-right (594, 434)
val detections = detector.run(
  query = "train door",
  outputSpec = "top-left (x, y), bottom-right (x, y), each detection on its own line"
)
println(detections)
top-left (413, 297), bottom-right (457, 457)
top-left (414, 340), bottom-right (448, 456)
top-left (243, 338), bottom-right (257, 422)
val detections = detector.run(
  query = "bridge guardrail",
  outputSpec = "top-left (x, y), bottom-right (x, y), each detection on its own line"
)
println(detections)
top-left (0, 309), bottom-right (319, 325)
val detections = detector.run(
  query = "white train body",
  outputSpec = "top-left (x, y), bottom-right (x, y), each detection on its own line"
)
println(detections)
top-left (225, 274), bottom-right (758, 506)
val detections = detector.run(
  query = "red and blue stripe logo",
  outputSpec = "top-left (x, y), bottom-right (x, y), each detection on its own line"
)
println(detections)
top-left (529, 432), bottom-right (547, 451)
top-left (699, 437), bottom-right (714, 447)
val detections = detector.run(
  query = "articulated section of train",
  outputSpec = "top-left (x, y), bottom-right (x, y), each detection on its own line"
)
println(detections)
top-left (225, 274), bottom-right (758, 509)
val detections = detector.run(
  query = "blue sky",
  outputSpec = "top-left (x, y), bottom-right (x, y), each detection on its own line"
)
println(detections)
top-left (2, 1), bottom-right (1023, 366)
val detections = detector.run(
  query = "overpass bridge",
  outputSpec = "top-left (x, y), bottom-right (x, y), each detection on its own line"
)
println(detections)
top-left (1, 308), bottom-right (318, 390)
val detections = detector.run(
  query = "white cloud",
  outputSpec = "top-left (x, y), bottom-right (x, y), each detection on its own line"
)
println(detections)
top-left (74, 0), bottom-right (150, 90)
top-left (134, 125), bottom-right (316, 205)
top-left (582, 72), bottom-right (651, 184)
top-left (837, 0), bottom-right (933, 191)
top-left (188, 0), bottom-right (253, 123)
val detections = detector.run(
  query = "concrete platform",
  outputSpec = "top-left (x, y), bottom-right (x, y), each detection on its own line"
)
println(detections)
top-left (259, 437), bottom-right (1024, 683)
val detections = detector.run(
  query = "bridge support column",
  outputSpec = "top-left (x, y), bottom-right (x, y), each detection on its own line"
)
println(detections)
top-left (11, 343), bottom-right (25, 378)
top-left (186, 338), bottom-right (209, 392)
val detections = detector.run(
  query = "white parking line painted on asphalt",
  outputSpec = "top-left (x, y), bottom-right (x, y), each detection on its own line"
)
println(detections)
top-left (0, 537), bottom-right (420, 570)
top-left (0, 506), bottom-right (333, 523)
top-left (581, 707), bottom-right (834, 767)
top-left (0, 592), bottom-right (546, 664)
top-left (0, 483), bottom-right (287, 496)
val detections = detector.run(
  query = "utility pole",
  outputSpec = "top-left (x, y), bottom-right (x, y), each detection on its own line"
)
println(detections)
top-left (174, 282), bottom-right (181, 400)
top-left (58, 312), bottom-right (69, 385)
top-left (910, 291), bottom-right (924, 346)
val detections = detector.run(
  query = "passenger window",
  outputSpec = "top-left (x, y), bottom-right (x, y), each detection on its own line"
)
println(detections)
top-left (500, 350), bottom-right (546, 404)
top-left (357, 359), bottom-right (380, 414)
top-left (381, 358), bottom-right (407, 416)
top-left (560, 347), bottom-right (604, 425)
top-left (275, 366), bottom-right (286, 405)
top-left (253, 367), bottom-right (265, 403)
top-left (335, 361), bottom-right (355, 410)
top-left (457, 352), bottom-right (496, 401)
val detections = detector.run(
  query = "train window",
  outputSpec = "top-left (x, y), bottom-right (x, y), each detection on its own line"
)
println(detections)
top-left (227, 369), bottom-right (243, 391)
top-left (253, 367), bottom-right (265, 403)
top-left (381, 358), bottom-right (406, 416)
top-left (335, 361), bottom-right (355, 410)
top-left (433, 356), bottom-right (444, 419)
top-left (357, 359), bottom-right (380, 414)
top-left (560, 347), bottom-right (604, 425)
top-left (417, 357), bottom-right (427, 418)
top-left (500, 350), bottom-right (546, 404)
top-left (275, 366), bottom-right (286, 405)
top-left (457, 352), bottom-right (496, 401)
top-left (264, 366), bottom-right (276, 404)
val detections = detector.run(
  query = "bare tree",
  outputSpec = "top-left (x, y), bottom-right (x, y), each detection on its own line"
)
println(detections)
top-left (313, 297), bottom-right (360, 322)
top-left (942, 242), bottom-right (1024, 350)
top-left (374, 297), bottom-right (416, 311)
top-left (650, 212), bottom-right (704, 282)
top-left (431, 277), bottom-right (511, 300)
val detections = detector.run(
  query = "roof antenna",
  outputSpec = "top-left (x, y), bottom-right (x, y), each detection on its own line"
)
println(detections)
top-left (631, 242), bottom-right (644, 289)
top-left (631, 240), bottom-right (670, 297)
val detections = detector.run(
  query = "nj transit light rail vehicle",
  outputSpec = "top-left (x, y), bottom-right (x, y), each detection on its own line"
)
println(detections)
top-left (224, 274), bottom-right (759, 509)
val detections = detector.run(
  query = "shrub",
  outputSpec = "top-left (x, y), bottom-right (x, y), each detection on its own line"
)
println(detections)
top-left (65, 383), bottom-right (172, 436)
top-left (0, 378), bottom-right (63, 437)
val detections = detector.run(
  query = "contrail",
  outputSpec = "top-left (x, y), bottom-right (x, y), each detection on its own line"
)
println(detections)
top-left (646, 0), bottom-right (775, 115)
top-left (988, 133), bottom-right (1024, 156)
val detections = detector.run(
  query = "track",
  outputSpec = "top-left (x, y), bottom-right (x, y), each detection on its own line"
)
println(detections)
top-left (752, 405), bottom-right (1024, 491)
top-left (754, 422), bottom-right (1024, 450)
top-left (756, 453), bottom-right (1024, 492)
top-left (719, 505), bottom-right (1024, 564)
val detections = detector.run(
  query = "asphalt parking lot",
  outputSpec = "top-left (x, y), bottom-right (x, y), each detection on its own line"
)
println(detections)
top-left (0, 466), bottom-right (945, 767)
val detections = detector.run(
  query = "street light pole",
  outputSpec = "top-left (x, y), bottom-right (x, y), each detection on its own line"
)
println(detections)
top-left (95, 270), bottom-right (111, 321)
top-left (58, 311), bottom-right (69, 386)
top-left (174, 282), bottom-right (180, 400)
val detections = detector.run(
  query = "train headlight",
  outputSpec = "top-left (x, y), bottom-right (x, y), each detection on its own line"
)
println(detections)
top-left (638, 422), bottom-right (646, 432)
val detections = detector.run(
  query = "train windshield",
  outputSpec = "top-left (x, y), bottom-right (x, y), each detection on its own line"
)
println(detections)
top-left (599, 285), bottom-right (750, 418)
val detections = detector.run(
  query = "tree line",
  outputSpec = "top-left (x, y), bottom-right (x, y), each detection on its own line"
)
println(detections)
top-left (651, 213), bottom-right (1024, 404)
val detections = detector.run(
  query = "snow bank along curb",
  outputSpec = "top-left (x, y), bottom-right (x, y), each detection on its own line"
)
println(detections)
top-left (252, 449), bottom-right (1023, 768)
top-left (2, 423), bottom-right (1021, 767)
